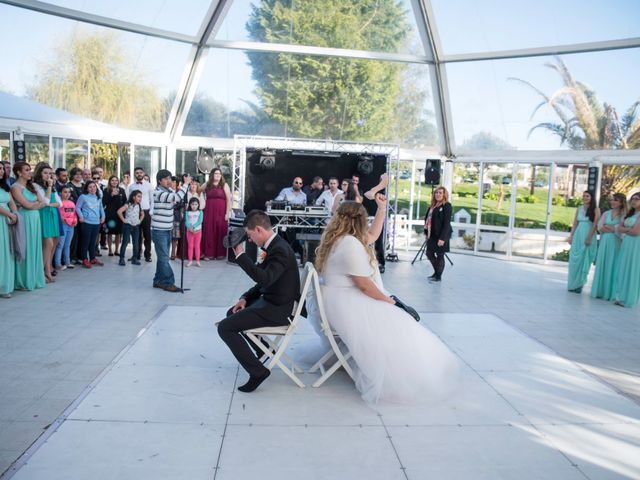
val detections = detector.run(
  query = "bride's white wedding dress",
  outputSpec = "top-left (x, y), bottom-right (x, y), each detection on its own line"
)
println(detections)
top-left (320, 235), bottom-right (460, 404)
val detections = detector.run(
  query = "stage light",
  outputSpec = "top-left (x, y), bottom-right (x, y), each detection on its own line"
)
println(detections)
top-left (357, 155), bottom-right (374, 175)
top-left (197, 148), bottom-right (215, 174)
top-left (259, 149), bottom-right (276, 169)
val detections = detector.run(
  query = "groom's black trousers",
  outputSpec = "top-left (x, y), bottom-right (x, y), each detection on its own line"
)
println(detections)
top-left (217, 298), bottom-right (291, 377)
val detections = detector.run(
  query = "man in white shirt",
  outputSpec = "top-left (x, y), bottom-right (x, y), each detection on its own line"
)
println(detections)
top-left (127, 167), bottom-right (155, 262)
top-left (274, 177), bottom-right (307, 205)
top-left (315, 177), bottom-right (342, 212)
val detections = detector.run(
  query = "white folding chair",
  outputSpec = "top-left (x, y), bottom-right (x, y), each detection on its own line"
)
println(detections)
top-left (307, 266), bottom-right (355, 388)
top-left (243, 262), bottom-right (314, 388)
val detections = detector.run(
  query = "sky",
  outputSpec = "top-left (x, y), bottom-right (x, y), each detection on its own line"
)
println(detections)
top-left (0, 0), bottom-right (639, 150)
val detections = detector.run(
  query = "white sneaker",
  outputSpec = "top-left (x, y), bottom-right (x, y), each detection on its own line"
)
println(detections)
top-left (60, 265), bottom-right (67, 271)
top-left (187, 261), bottom-right (192, 267)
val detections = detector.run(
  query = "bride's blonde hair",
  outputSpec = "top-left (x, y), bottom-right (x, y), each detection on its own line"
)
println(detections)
top-left (315, 201), bottom-right (376, 273)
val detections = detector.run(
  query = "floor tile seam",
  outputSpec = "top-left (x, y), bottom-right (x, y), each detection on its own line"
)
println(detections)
top-left (0, 304), bottom-right (170, 480)
top-left (63, 418), bottom-right (231, 427)
top-left (213, 366), bottom-right (239, 480)
top-left (376, 413), bottom-right (409, 480)
top-left (225, 423), bottom-right (388, 428)
top-left (480, 313), bottom-right (640, 408)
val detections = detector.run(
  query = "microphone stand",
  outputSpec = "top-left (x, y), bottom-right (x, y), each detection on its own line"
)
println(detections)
top-left (179, 188), bottom-right (190, 293)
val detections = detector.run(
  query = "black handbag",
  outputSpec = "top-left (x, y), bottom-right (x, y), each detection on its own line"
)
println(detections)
top-left (390, 295), bottom-right (420, 322)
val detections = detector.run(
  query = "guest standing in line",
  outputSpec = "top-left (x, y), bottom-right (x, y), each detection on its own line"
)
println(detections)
top-left (1, 161), bottom-right (15, 186)
top-left (68, 167), bottom-right (84, 264)
top-left (424, 186), bottom-right (452, 283)
top-left (76, 181), bottom-right (105, 268)
top-left (567, 190), bottom-right (600, 293)
top-left (127, 167), bottom-right (154, 262)
top-left (185, 197), bottom-right (203, 267)
top-left (187, 181), bottom-right (206, 210)
top-left (331, 179), bottom-right (361, 214)
top-left (54, 186), bottom-right (77, 271)
top-left (103, 175), bottom-right (126, 256)
top-left (591, 193), bottom-right (626, 300)
top-left (0, 164), bottom-right (18, 298)
top-left (613, 193), bottom-right (640, 308)
top-left (201, 168), bottom-right (231, 260)
top-left (33, 163), bottom-right (60, 283)
top-left (117, 191), bottom-right (144, 266)
top-left (11, 162), bottom-right (46, 291)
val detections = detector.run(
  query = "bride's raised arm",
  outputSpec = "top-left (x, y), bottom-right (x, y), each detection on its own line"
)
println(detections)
top-left (366, 193), bottom-right (387, 245)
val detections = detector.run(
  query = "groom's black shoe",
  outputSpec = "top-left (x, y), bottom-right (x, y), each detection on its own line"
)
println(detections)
top-left (238, 369), bottom-right (271, 393)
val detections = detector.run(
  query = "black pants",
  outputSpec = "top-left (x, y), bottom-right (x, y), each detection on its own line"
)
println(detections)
top-left (79, 223), bottom-right (100, 261)
top-left (70, 226), bottom-right (81, 261)
top-left (138, 209), bottom-right (151, 260)
top-left (375, 234), bottom-right (386, 266)
top-left (217, 299), bottom-right (291, 377)
top-left (120, 224), bottom-right (140, 260)
top-left (427, 249), bottom-right (446, 279)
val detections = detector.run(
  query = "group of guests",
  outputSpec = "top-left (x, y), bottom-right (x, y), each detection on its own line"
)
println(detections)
top-left (273, 173), bottom-right (367, 213)
top-left (567, 190), bottom-right (640, 308)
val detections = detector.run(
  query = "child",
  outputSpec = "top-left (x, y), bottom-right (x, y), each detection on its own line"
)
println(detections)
top-left (117, 191), bottom-right (144, 266)
top-left (54, 187), bottom-right (77, 270)
top-left (185, 197), bottom-right (203, 267)
top-left (76, 181), bottom-right (106, 268)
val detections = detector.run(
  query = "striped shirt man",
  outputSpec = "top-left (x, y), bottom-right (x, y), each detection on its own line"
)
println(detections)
top-left (151, 184), bottom-right (188, 230)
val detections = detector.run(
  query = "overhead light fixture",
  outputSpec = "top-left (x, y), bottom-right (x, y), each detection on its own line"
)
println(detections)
top-left (357, 154), bottom-right (374, 175)
top-left (197, 147), bottom-right (215, 174)
top-left (259, 148), bottom-right (276, 170)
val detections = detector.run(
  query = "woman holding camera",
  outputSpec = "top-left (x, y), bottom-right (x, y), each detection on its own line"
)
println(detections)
top-left (315, 197), bottom-right (459, 403)
top-left (424, 186), bottom-right (452, 283)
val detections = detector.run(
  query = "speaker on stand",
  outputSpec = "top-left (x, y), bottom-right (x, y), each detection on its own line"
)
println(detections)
top-left (425, 159), bottom-right (441, 186)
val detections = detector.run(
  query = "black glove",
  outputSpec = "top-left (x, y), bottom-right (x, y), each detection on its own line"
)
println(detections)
top-left (390, 295), bottom-right (420, 322)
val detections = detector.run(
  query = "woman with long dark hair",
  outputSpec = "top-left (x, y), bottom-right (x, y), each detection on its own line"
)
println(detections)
top-left (102, 175), bottom-right (127, 256)
top-left (424, 186), bottom-right (452, 283)
top-left (0, 164), bottom-right (18, 297)
top-left (331, 179), bottom-right (361, 214)
top-left (613, 192), bottom-right (640, 308)
top-left (567, 190), bottom-right (600, 293)
top-left (201, 168), bottom-right (231, 260)
top-left (33, 162), bottom-right (60, 283)
top-left (591, 193), bottom-right (626, 300)
top-left (10, 162), bottom-right (46, 290)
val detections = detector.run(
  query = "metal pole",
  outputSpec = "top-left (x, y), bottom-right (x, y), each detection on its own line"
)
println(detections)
top-left (416, 168), bottom-right (424, 221)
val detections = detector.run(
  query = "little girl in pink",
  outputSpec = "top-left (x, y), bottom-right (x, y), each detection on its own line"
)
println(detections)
top-left (185, 197), bottom-right (203, 267)
top-left (54, 186), bottom-right (78, 270)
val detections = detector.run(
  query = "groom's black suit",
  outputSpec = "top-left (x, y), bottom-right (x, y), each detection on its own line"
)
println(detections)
top-left (217, 234), bottom-right (300, 377)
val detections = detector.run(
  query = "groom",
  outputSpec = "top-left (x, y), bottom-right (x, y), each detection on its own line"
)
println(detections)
top-left (217, 210), bottom-right (300, 392)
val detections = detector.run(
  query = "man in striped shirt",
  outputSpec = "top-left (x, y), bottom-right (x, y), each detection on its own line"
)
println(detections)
top-left (152, 169), bottom-right (191, 292)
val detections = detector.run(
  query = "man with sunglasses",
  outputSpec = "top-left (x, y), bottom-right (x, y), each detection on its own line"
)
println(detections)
top-left (274, 177), bottom-right (307, 205)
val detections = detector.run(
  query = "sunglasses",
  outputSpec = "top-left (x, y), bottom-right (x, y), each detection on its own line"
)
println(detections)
top-left (294, 182), bottom-right (302, 185)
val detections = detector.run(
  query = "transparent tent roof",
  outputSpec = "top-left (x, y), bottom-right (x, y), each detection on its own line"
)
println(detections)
top-left (0, 0), bottom-right (638, 155)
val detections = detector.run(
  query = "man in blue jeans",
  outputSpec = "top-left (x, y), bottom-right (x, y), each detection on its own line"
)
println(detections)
top-left (151, 169), bottom-right (191, 292)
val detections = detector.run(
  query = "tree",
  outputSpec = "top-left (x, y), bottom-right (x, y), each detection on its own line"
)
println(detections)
top-left (510, 57), bottom-right (640, 200)
top-left (461, 131), bottom-right (514, 150)
top-left (245, 0), bottom-right (412, 141)
top-left (28, 29), bottom-right (166, 131)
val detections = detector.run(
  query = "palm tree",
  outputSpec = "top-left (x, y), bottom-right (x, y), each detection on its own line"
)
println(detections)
top-left (510, 56), bottom-right (640, 201)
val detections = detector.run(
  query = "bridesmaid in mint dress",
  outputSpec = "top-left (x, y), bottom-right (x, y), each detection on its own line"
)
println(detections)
top-left (614, 193), bottom-right (640, 308)
top-left (33, 162), bottom-right (61, 283)
top-left (591, 193), bottom-right (626, 300)
top-left (0, 165), bottom-right (18, 298)
top-left (11, 162), bottom-right (46, 291)
top-left (567, 191), bottom-right (600, 293)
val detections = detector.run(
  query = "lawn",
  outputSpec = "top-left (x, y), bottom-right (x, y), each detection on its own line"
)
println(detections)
top-left (393, 180), bottom-right (575, 231)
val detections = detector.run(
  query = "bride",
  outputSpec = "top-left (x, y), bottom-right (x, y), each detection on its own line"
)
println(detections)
top-left (314, 195), bottom-right (459, 403)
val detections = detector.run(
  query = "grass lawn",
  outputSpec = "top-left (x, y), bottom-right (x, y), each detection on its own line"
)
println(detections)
top-left (394, 180), bottom-right (575, 231)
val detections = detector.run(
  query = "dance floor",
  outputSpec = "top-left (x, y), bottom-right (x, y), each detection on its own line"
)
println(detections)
top-left (5, 305), bottom-right (640, 480)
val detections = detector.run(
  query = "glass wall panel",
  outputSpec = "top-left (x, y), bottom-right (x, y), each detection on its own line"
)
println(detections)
top-left (479, 163), bottom-right (513, 227)
top-left (512, 164), bottom-right (551, 259)
top-left (446, 48), bottom-right (640, 151)
top-left (42, 0), bottom-right (210, 35)
top-left (450, 163), bottom-right (479, 250)
top-left (64, 140), bottom-right (88, 170)
top-left (134, 146), bottom-right (162, 182)
top-left (119, 144), bottom-right (131, 180)
top-left (477, 228), bottom-right (508, 255)
top-left (0, 132), bottom-right (10, 162)
top-left (91, 142), bottom-right (119, 178)
top-left (25, 134), bottom-right (49, 166)
top-left (212, 0), bottom-right (426, 56)
top-left (431, 0), bottom-right (640, 55)
top-left (52, 138), bottom-right (64, 169)
top-left (184, 49), bottom-right (439, 151)
top-left (176, 149), bottom-right (201, 182)
top-left (0, 5), bottom-right (191, 132)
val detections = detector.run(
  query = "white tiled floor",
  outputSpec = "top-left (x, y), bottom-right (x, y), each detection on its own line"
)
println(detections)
top-left (1, 252), bottom-right (640, 479)
top-left (5, 305), bottom-right (640, 480)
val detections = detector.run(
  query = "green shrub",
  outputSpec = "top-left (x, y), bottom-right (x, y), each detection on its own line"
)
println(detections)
top-left (566, 197), bottom-right (581, 208)
top-left (550, 221), bottom-right (572, 232)
top-left (552, 249), bottom-right (570, 262)
top-left (462, 233), bottom-right (476, 249)
top-left (523, 195), bottom-right (538, 204)
top-left (552, 196), bottom-right (565, 206)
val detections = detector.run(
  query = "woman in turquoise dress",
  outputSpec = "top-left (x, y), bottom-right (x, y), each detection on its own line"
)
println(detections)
top-left (591, 193), bottom-right (626, 300)
top-left (11, 161), bottom-right (46, 291)
top-left (614, 192), bottom-right (640, 308)
top-left (567, 190), bottom-right (600, 293)
top-left (0, 164), bottom-right (18, 298)
top-left (33, 162), bottom-right (60, 283)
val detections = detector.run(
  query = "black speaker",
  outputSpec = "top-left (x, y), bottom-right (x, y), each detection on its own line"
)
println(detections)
top-left (13, 140), bottom-right (26, 163)
top-left (425, 159), bottom-right (441, 185)
top-left (587, 167), bottom-right (599, 193)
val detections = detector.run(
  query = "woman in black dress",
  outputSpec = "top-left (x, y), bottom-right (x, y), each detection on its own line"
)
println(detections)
top-left (102, 175), bottom-right (127, 256)
top-left (423, 186), bottom-right (452, 283)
